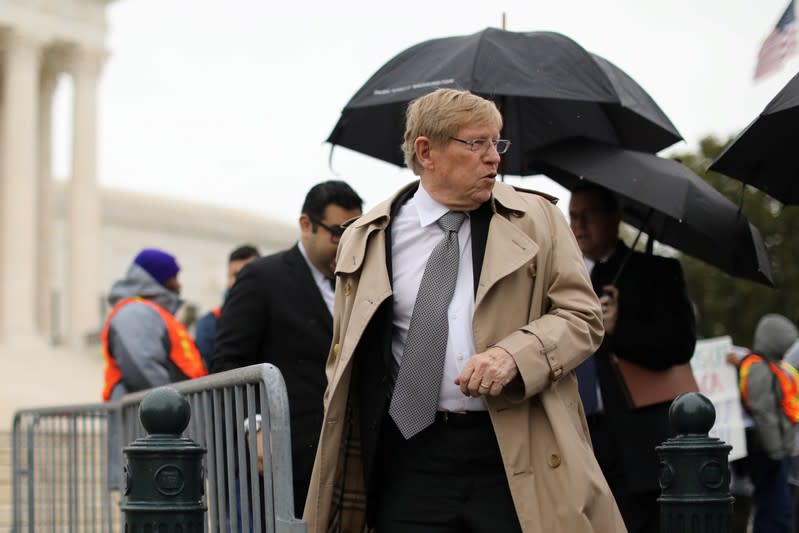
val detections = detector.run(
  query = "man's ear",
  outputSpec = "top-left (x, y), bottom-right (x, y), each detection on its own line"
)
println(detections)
top-left (299, 213), bottom-right (312, 234)
top-left (414, 136), bottom-right (435, 171)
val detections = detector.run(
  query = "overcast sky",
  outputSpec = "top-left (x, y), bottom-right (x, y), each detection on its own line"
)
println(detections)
top-left (51, 0), bottom-right (799, 224)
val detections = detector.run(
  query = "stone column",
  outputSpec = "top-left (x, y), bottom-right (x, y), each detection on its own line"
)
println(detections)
top-left (66, 45), bottom-right (104, 350)
top-left (36, 53), bottom-right (59, 341)
top-left (0, 31), bottom-right (42, 342)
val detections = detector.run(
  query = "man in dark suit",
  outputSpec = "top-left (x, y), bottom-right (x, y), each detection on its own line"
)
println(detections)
top-left (570, 183), bottom-right (696, 533)
top-left (210, 180), bottom-right (363, 516)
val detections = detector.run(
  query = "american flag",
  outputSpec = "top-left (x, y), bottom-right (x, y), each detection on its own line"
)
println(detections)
top-left (754, 0), bottom-right (798, 80)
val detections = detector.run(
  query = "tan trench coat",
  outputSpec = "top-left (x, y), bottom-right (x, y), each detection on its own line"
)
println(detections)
top-left (303, 181), bottom-right (626, 532)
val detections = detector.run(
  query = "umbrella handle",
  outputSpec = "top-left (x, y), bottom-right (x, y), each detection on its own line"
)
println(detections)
top-left (609, 207), bottom-right (655, 286)
top-left (327, 144), bottom-right (339, 176)
top-left (737, 182), bottom-right (746, 216)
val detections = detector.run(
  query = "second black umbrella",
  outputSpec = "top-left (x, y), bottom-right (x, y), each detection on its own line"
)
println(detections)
top-left (529, 140), bottom-right (774, 286)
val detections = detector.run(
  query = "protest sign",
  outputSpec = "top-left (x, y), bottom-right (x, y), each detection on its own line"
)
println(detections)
top-left (690, 336), bottom-right (747, 461)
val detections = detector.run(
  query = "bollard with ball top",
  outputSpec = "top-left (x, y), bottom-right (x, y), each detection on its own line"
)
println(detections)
top-left (121, 386), bottom-right (206, 531)
top-left (657, 391), bottom-right (734, 533)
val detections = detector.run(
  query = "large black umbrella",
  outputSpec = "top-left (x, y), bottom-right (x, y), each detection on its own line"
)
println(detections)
top-left (709, 70), bottom-right (799, 204)
top-left (529, 140), bottom-right (774, 286)
top-left (328, 28), bottom-right (681, 173)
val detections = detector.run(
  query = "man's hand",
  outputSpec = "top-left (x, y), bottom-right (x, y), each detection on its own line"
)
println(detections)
top-left (600, 285), bottom-right (619, 334)
top-left (254, 428), bottom-right (274, 474)
top-left (255, 428), bottom-right (265, 473)
top-left (726, 351), bottom-right (742, 367)
top-left (455, 346), bottom-right (519, 397)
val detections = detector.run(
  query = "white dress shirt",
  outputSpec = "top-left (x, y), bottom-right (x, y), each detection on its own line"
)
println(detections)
top-left (390, 183), bottom-right (487, 412)
top-left (297, 241), bottom-right (335, 315)
top-left (583, 256), bottom-right (596, 275)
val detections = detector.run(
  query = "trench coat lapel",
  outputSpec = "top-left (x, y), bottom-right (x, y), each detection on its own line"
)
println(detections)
top-left (475, 187), bottom-right (540, 309)
top-left (334, 198), bottom-right (395, 369)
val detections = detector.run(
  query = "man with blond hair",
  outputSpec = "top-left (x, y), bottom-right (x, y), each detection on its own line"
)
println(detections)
top-left (303, 89), bottom-right (624, 532)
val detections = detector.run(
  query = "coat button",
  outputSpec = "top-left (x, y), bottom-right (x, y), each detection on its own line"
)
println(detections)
top-left (548, 454), bottom-right (561, 468)
top-left (343, 283), bottom-right (352, 296)
top-left (331, 343), bottom-right (340, 360)
top-left (528, 263), bottom-right (537, 277)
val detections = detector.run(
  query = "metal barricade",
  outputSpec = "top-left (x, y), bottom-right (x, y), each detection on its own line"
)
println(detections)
top-left (11, 363), bottom-right (306, 533)
top-left (11, 402), bottom-right (117, 532)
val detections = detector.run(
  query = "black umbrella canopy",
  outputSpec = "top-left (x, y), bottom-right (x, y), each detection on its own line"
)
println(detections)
top-left (709, 70), bottom-right (799, 204)
top-left (328, 28), bottom-right (681, 171)
top-left (529, 140), bottom-right (774, 287)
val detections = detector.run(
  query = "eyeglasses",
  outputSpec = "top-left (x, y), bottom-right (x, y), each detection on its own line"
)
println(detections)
top-left (449, 136), bottom-right (511, 154)
top-left (309, 216), bottom-right (345, 238)
top-left (569, 208), bottom-right (610, 225)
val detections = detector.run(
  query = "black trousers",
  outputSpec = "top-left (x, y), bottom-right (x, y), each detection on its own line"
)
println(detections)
top-left (376, 412), bottom-right (522, 533)
top-left (587, 412), bottom-right (660, 533)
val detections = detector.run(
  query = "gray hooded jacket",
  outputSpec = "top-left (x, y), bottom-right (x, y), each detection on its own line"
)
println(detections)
top-left (106, 263), bottom-right (184, 401)
top-left (747, 313), bottom-right (799, 460)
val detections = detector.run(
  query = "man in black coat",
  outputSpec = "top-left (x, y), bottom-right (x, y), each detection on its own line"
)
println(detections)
top-left (569, 183), bottom-right (696, 533)
top-left (210, 180), bottom-right (363, 516)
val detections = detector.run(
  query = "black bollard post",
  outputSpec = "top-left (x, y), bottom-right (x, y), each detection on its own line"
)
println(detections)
top-left (657, 392), bottom-right (734, 533)
top-left (121, 386), bottom-right (206, 531)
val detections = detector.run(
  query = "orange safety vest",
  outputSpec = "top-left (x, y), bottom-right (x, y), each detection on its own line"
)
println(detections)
top-left (101, 296), bottom-right (207, 401)
top-left (739, 353), bottom-right (799, 423)
top-left (211, 306), bottom-right (222, 319)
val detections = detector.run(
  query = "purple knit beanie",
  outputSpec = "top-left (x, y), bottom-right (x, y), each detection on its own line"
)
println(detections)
top-left (133, 248), bottom-right (180, 285)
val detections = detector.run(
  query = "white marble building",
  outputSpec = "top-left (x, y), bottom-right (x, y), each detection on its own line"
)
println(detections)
top-left (0, 2), bottom-right (297, 524)
top-left (0, 0), bottom-right (296, 420)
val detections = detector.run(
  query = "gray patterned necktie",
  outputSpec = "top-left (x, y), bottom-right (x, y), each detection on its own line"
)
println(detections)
top-left (389, 210), bottom-right (467, 439)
